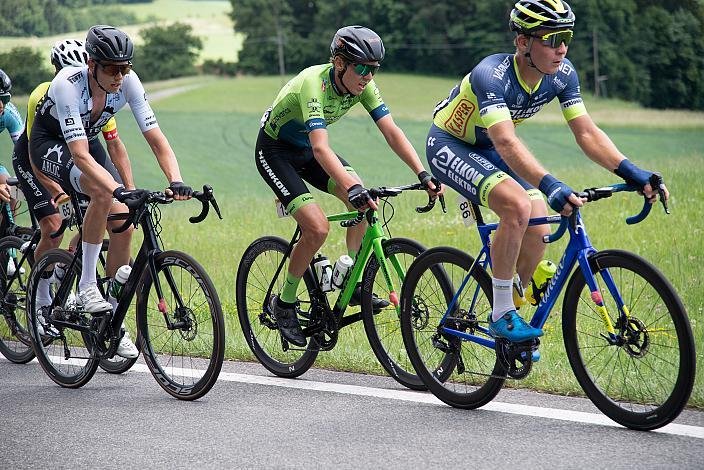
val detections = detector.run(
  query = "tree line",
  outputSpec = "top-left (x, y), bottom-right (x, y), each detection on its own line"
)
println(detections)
top-left (0, 0), bottom-right (152, 37)
top-left (229, 0), bottom-right (704, 110)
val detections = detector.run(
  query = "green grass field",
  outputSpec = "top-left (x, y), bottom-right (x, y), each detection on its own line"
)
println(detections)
top-left (1, 73), bottom-right (702, 407)
top-left (0, 0), bottom-right (241, 63)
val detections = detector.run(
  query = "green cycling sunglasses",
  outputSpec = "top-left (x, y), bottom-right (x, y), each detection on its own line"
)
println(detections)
top-left (532, 30), bottom-right (573, 48)
top-left (351, 63), bottom-right (380, 76)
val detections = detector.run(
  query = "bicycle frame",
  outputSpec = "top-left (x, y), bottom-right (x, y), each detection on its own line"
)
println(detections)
top-left (267, 207), bottom-right (406, 333)
top-left (440, 207), bottom-right (625, 349)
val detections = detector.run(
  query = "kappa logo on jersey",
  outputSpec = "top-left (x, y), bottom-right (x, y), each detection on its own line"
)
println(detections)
top-left (443, 99), bottom-right (476, 138)
top-left (516, 94), bottom-right (525, 106)
top-left (67, 72), bottom-right (82, 84)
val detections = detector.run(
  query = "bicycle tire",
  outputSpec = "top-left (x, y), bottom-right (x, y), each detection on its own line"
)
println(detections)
top-left (27, 248), bottom-right (100, 388)
top-left (361, 237), bottom-right (454, 391)
top-left (400, 246), bottom-right (505, 408)
top-left (0, 236), bottom-right (35, 363)
top-left (563, 249), bottom-right (696, 430)
top-left (236, 236), bottom-right (319, 378)
top-left (136, 250), bottom-right (225, 400)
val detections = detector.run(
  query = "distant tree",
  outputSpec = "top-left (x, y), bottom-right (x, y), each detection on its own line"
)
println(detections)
top-left (134, 23), bottom-right (203, 81)
top-left (0, 47), bottom-right (53, 96)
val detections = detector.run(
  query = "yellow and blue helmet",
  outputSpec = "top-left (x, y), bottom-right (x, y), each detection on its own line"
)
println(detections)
top-left (509, 0), bottom-right (575, 33)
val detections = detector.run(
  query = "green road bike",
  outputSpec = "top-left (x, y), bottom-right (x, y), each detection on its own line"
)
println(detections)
top-left (236, 183), bottom-right (446, 390)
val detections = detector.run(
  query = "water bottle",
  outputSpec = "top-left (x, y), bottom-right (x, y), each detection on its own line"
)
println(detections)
top-left (109, 265), bottom-right (132, 301)
top-left (331, 255), bottom-right (354, 290)
top-left (525, 260), bottom-right (557, 306)
top-left (512, 273), bottom-right (526, 309)
top-left (312, 254), bottom-right (333, 292)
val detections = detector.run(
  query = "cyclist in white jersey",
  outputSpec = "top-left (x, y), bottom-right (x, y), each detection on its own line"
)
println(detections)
top-left (29, 25), bottom-right (192, 325)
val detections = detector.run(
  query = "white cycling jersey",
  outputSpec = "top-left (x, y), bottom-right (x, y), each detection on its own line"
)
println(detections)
top-left (34, 66), bottom-right (157, 143)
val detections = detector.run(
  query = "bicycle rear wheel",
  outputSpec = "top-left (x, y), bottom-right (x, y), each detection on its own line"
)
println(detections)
top-left (563, 249), bottom-right (696, 430)
top-left (400, 246), bottom-right (505, 408)
top-left (362, 237), bottom-right (453, 391)
top-left (137, 250), bottom-right (224, 400)
top-left (0, 236), bottom-right (34, 363)
top-left (236, 236), bottom-right (318, 377)
top-left (28, 249), bottom-right (100, 388)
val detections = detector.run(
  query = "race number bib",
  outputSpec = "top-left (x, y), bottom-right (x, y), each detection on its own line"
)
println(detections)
top-left (56, 195), bottom-right (72, 220)
top-left (456, 195), bottom-right (475, 227)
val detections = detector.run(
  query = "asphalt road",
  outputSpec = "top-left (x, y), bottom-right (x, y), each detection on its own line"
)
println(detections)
top-left (1, 357), bottom-right (702, 469)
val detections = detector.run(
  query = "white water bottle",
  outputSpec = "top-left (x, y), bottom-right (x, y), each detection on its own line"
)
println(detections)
top-left (331, 255), bottom-right (354, 290)
top-left (312, 255), bottom-right (333, 292)
top-left (109, 265), bottom-right (132, 301)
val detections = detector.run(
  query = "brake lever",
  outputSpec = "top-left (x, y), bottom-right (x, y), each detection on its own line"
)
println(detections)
top-left (650, 174), bottom-right (670, 215)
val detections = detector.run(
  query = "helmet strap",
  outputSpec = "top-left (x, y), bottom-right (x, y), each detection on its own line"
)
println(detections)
top-left (92, 63), bottom-right (112, 94)
top-left (524, 36), bottom-right (548, 75)
top-left (336, 59), bottom-right (352, 95)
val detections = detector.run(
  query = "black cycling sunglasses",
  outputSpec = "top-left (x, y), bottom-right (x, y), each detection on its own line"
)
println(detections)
top-left (0, 93), bottom-right (10, 105)
top-left (97, 61), bottom-right (133, 77)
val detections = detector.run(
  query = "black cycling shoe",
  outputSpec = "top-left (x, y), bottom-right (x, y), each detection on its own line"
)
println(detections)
top-left (349, 284), bottom-right (391, 313)
top-left (270, 295), bottom-right (307, 347)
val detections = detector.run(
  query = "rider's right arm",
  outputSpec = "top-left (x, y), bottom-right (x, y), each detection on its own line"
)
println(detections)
top-left (487, 121), bottom-right (548, 188)
top-left (68, 139), bottom-right (121, 193)
top-left (309, 128), bottom-right (358, 191)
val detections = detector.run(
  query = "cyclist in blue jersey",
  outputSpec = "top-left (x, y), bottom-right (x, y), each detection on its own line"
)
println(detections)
top-left (257, 26), bottom-right (444, 346)
top-left (0, 69), bottom-right (21, 202)
top-left (427, 0), bottom-right (667, 343)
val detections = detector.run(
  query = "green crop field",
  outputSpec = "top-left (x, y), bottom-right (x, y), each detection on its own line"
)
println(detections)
top-left (1, 73), bottom-right (702, 406)
top-left (0, 0), bottom-right (242, 63)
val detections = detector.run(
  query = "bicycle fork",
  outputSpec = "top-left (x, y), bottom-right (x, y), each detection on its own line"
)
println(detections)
top-left (146, 250), bottom-right (188, 330)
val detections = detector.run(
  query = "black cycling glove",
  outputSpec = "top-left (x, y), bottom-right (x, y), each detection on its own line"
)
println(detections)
top-left (418, 170), bottom-right (442, 193)
top-left (113, 186), bottom-right (149, 208)
top-left (347, 184), bottom-right (372, 210)
top-left (169, 181), bottom-right (193, 198)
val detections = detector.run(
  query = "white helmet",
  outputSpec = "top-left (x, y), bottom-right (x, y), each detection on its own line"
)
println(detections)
top-left (51, 39), bottom-right (89, 69)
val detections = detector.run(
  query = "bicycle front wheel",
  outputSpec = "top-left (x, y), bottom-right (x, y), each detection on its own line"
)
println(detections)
top-left (137, 250), bottom-right (225, 400)
top-left (362, 237), bottom-right (440, 390)
top-left (28, 249), bottom-right (99, 388)
top-left (0, 236), bottom-right (35, 363)
top-left (400, 246), bottom-right (505, 408)
top-left (236, 236), bottom-right (319, 378)
top-left (563, 249), bottom-right (696, 430)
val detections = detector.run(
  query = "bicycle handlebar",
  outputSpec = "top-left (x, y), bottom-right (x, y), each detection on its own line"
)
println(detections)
top-left (340, 183), bottom-right (445, 227)
top-left (112, 184), bottom-right (222, 234)
top-left (543, 174), bottom-right (669, 243)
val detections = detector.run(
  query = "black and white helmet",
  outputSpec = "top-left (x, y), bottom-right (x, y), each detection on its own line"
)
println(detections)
top-left (0, 69), bottom-right (10, 95)
top-left (85, 25), bottom-right (134, 62)
top-left (330, 26), bottom-right (385, 63)
top-left (51, 39), bottom-right (89, 68)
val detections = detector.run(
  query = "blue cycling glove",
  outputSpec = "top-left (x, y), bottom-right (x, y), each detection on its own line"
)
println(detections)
top-left (539, 174), bottom-right (575, 213)
top-left (614, 159), bottom-right (654, 190)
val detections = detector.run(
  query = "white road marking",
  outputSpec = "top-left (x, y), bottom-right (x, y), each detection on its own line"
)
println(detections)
top-left (4, 355), bottom-right (701, 439)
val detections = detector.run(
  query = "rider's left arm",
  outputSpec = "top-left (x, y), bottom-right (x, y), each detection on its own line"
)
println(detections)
top-left (376, 115), bottom-right (444, 194)
top-left (106, 135), bottom-right (135, 190)
top-left (142, 127), bottom-right (183, 185)
top-left (568, 114), bottom-right (626, 171)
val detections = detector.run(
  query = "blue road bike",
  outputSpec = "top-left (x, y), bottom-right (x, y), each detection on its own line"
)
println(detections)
top-left (399, 177), bottom-right (695, 430)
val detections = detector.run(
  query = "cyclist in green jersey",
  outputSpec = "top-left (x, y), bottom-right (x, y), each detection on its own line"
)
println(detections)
top-left (256, 25), bottom-right (444, 346)
top-left (426, 0), bottom-right (668, 342)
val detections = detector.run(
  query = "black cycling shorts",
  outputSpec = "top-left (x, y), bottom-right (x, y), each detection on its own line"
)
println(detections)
top-left (12, 130), bottom-right (57, 221)
top-left (254, 128), bottom-right (357, 215)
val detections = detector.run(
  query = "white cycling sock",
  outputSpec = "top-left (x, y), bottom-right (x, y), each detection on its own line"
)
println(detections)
top-left (492, 277), bottom-right (514, 322)
top-left (78, 241), bottom-right (102, 292)
top-left (36, 277), bottom-right (52, 307)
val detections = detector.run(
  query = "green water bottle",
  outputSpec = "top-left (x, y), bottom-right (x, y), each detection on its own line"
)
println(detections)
top-left (525, 260), bottom-right (557, 306)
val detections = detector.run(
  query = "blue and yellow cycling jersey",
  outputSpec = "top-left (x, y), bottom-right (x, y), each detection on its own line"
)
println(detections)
top-left (433, 54), bottom-right (587, 148)
top-left (262, 64), bottom-right (390, 148)
top-left (1, 101), bottom-right (23, 144)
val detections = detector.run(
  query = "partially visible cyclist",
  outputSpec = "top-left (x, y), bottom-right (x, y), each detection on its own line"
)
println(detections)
top-left (12, 39), bottom-right (134, 350)
top-left (256, 25), bottom-right (444, 347)
top-left (29, 25), bottom-right (192, 355)
top-left (426, 0), bottom-right (667, 343)
top-left (0, 68), bottom-right (21, 203)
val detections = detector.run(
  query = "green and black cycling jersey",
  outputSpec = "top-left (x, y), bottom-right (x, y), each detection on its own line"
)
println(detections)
top-left (262, 63), bottom-right (390, 148)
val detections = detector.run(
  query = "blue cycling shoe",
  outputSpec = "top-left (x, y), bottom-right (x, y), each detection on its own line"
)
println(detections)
top-left (488, 311), bottom-right (544, 343)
